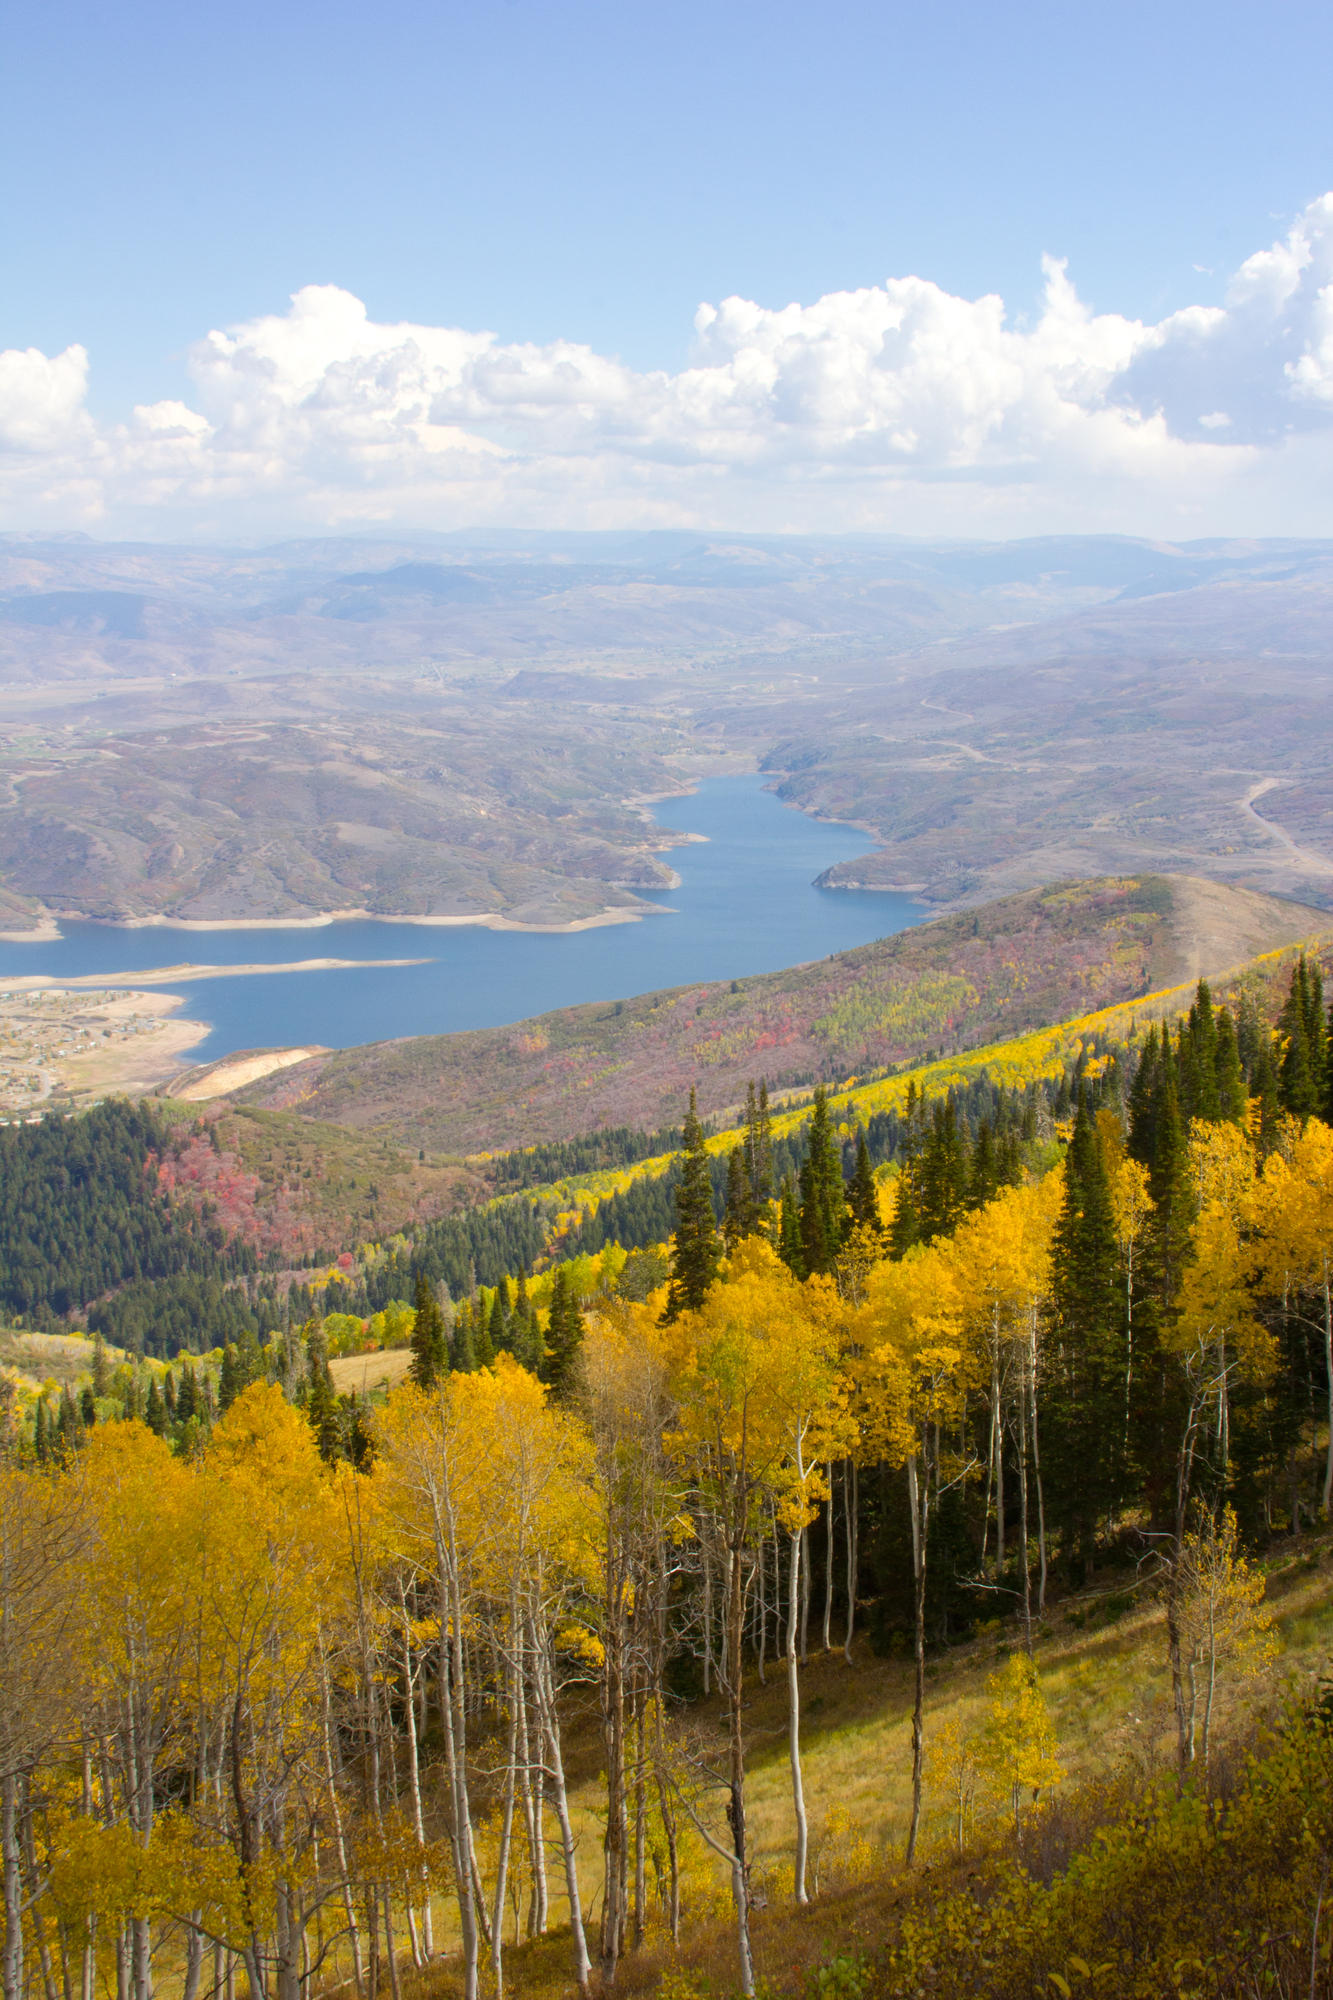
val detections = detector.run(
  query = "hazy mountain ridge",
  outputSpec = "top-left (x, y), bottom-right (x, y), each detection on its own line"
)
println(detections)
top-left (0, 531), bottom-right (1330, 930)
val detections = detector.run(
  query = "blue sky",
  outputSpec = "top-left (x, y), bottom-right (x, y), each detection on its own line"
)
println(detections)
top-left (3, 0), bottom-right (1333, 539)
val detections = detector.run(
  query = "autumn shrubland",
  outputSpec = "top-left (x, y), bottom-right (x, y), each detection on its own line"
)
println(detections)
top-left (4, 943), bottom-right (1333, 2000)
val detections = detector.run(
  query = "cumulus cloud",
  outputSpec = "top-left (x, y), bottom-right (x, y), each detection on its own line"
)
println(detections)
top-left (4, 197), bottom-right (1333, 538)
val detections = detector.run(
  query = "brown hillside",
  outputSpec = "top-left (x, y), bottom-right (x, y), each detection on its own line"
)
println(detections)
top-left (230, 873), bottom-right (1327, 1155)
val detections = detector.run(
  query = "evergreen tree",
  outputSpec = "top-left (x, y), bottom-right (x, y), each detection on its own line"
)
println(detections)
top-left (543, 1266), bottom-right (586, 1395)
top-left (79, 1385), bottom-right (96, 1428)
top-left (145, 1379), bottom-right (167, 1436)
top-left (661, 1089), bottom-right (720, 1322)
top-left (889, 1082), bottom-right (925, 1260)
top-left (488, 1278), bottom-right (510, 1354)
top-left (1278, 953), bottom-right (1324, 1119)
top-left (1127, 1024), bottom-right (1161, 1166)
top-left (218, 1343), bottom-right (239, 1413)
top-left (511, 1271), bottom-right (538, 1369)
top-left (1048, 1097), bottom-right (1126, 1576)
top-left (162, 1370), bottom-right (177, 1419)
top-left (967, 1118), bottom-right (998, 1210)
top-left (176, 1364), bottom-right (197, 1425)
top-left (847, 1130), bottom-right (883, 1239)
top-left (451, 1298), bottom-right (477, 1374)
top-left (1147, 1068), bottom-right (1193, 1321)
top-left (57, 1386), bottom-right (81, 1448)
top-left (776, 1174), bottom-right (805, 1277)
top-left (1185, 981), bottom-right (1220, 1120)
top-left (409, 1269), bottom-right (448, 1389)
top-left (1214, 1006), bottom-right (1246, 1124)
top-left (917, 1094), bottom-right (969, 1242)
top-left (33, 1397), bottom-right (49, 1463)
top-left (743, 1080), bottom-right (775, 1225)
top-left (723, 1145), bottom-right (753, 1250)
top-left (798, 1087), bottom-right (849, 1276)
top-left (91, 1330), bottom-right (110, 1396)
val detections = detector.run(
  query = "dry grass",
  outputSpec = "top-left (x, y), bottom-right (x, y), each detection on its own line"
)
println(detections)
top-left (328, 1345), bottom-right (414, 1397)
top-left (381, 1535), bottom-right (1333, 2000)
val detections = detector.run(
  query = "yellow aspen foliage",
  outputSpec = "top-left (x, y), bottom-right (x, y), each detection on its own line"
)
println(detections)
top-left (1174, 1506), bottom-right (1278, 1776)
top-left (980, 1655), bottom-right (1062, 1842)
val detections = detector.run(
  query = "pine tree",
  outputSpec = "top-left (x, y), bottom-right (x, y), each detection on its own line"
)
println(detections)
top-left (451, 1298), bottom-right (477, 1373)
top-left (512, 1271), bottom-right (538, 1370)
top-left (1148, 1068), bottom-right (1193, 1320)
top-left (1214, 1006), bottom-right (1246, 1125)
top-left (1127, 1025), bottom-right (1161, 1167)
top-left (661, 1088), bottom-right (720, 1322)
top-left (1278, 953), bottom-right (1325, 1119)
top-left (776, 1175), bottom-right (806, 1277)
top-left (1048, 1096), bottom-right (1126, 1574)
top-left (91, 1330), bottom-right (110, 1397)
top-left (723, 1145), bottom-right (753, 1250)
top-left (889, 1082), bottom-right (925, 1260)
top-left (1186, 981), bottom-right (1220, 1120)
top-left (218, 1343), bottom-right (239, 1413)
top-left (176, 1363), bottom-right (197, 1425)
top-left (743, 1080), bottom-right (774, 1224)
top-left (79, 1385), bottom-right (96, 1428)
top-left (33, 1397), bottom-right (49, 1463)
top-left (488, 1278), bottom-right (510, 1354)
top-left (917, 1095), bottom-right (968, 1242)
top-left (162, 1370), bottom-right (177, 1419)
top-left (145, 1379), bottom-right (167, 1436)
top-left (543, 1266), bottom-right (586, 1395)
top-left (847, 1130), bottom-right (883, 1239)
top-left (798, 1087), bottom-right (849, 1276)
top-left (410, 1269), bottom-right (448, 1389)
top-left (307, 1361), bottom-right (341, 1464)
top-left (967, 1118), bottom-right (998, 1209)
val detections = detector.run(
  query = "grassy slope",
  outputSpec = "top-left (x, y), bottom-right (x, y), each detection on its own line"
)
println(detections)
top-left (388, 1532), bottom-right (1333, 2000)
top-left (231, 875), bottom-right (1326, 1155)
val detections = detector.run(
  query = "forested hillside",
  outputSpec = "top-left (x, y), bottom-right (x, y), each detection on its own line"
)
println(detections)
top-left (3, 938), bottom-right (1333, 2000)
top-left (231, 873), bottom-right (1326, 1151)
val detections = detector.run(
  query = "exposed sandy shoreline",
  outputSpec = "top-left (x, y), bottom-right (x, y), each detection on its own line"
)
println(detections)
top-left (0, 902), bottom-right (673, 944)
top-left (0, 956), bottom-right (431, 990)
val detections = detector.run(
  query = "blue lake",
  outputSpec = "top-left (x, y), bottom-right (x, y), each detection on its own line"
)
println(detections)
top-left (0, 777), bottom-right (924, 1064)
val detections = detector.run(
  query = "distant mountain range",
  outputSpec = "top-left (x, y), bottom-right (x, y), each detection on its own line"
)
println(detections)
top-left (0, 530), bottom-right (1330, 930)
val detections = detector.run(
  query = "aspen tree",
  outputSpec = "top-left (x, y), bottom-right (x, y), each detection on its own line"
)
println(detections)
top-left (1248, 1118), bottom-right (1333, 1512)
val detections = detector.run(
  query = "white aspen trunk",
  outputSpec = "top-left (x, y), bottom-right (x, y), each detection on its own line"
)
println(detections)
top-left (1323, 1261), bottom-right (1333, 1515)
top-left (531, 1638), bottom-right (591, 1993)
top-left (1029, 1311), bottom-right (1048, 1614)
top-left (319, 1655), bottom-right (363, 1996)
top-left (821, 1465), bottom-right (835, 1651)
top-left (489, 1639), bottom-right (520, 1999)
top-left (514, 1658), bottom-right (541, 1940)
top-left (904, 1453), bottom-right (929, 1867)
top-left (631, 1689), bottom-right (647, 1952)
top-left (843, 1460), bottom-right (858, 1664)
top-left (994, 1396), bottom-right (1006, 1576)
top-left (435, 1551), bottom-right (480, 2000)
top-left (799, 1524), bottom-right (811, 1665)
top-left (380, 1888), bottom-right (401, 2000)
top-left (702, 1543), bottom-right (713, 1696)
top-left (786, 1532), bottom-right (809, 1904)
top-left (398, 1589), bottom-right (432, 1962)
top-left (981, 1352), bottom-right (998, 1565)
top-left (1015, 1372), bottom-right (1032, 1655)
top-left (756, 1517), bottom-right (768, 1686)
top-left (1, 1774), bottom-right (23, 2000)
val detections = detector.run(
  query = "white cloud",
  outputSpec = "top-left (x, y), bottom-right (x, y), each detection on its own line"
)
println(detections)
top-left (4, 200), bottom-right (1333, 539)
